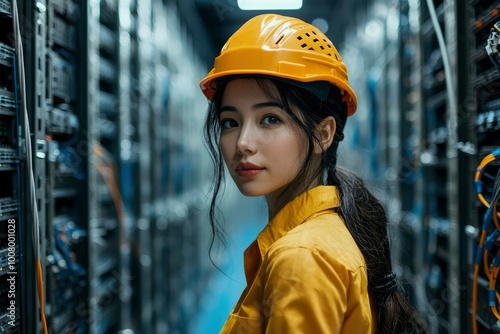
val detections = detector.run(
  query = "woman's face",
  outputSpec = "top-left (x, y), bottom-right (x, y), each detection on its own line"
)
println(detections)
top-left (219, 78), bottom-right (308, 202)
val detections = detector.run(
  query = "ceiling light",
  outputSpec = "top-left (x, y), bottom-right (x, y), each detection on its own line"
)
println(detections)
top-left (312, 18), bottom-right (328, 33)
top-left (237, 0), bottom-right (302, 10)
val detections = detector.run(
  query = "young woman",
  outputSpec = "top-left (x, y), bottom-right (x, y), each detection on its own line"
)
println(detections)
top-left (199, 14), bottom-right (426, 334)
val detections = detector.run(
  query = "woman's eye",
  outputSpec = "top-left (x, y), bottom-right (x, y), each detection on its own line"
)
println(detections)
top-left (262, 115), bottom-right (281, 126)
top-left (220, 119), bottom-right (238, 129)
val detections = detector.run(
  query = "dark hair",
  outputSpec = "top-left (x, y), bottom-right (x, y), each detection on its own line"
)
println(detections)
top-left (203, 76), bottom-right (426, 334)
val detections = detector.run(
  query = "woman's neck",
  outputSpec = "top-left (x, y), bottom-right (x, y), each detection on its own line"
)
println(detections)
top-left (265, 178), bottom-right (323, 220)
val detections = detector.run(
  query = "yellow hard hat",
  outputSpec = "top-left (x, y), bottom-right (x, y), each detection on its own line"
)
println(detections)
top-left (199, 14), bottom-right (357, 116)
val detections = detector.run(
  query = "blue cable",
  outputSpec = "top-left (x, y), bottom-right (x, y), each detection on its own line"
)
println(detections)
top-left (58, 146), bottom-right (85, 180)
top-left (475, 244), bottom-right (484, 266)
top-left (485, 230), bottom-right (500, 252)
top-left (53, 226), bottom-right (86, 280)
top-left (490, 253), bottom-right (500, 306)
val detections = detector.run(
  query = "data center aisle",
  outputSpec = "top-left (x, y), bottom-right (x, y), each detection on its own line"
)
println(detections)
top-left (190, 189), bottom-right (267, 334)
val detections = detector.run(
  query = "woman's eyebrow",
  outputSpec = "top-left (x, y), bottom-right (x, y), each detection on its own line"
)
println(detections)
top-left (220, 101), bottom-right (283, 113)
top-left (252, 101), bottom-right (284, 110)
top-left (219, 105), bottom-right (237, 112)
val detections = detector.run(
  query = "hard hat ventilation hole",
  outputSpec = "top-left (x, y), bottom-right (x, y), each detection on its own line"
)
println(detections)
top-left (275, 35), bottom-right (284, 45)
top-left (295, 32), bottom-right (336, 59)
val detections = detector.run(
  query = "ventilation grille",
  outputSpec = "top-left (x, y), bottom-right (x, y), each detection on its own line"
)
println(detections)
top-left (295, 30), bottom-right (338, 60)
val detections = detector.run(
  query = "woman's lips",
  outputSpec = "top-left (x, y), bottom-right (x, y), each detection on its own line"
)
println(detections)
top-left (236, 162), bottom-right (265, 177)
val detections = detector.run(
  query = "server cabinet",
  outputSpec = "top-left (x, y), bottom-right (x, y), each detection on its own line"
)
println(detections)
top-left (0, 1), bottom-right (23, 333)
top-left (466, 0), bottom-right (500, 332)
top-left (7, 0), bottom-right (236, 332)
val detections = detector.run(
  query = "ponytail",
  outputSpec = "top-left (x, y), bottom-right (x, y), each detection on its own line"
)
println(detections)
top-left (328, 166), bottom-right (427, 333)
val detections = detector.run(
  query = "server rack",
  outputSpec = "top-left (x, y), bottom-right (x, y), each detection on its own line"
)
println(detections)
top-left (418, 0), bottom-right (456, 332)
top-left (467, 0), bottom-right (500, 332)
top-left (159, 6), bottom-right (211, 333)
top-left (395, 0), bottom-right (427, 317)
top-left (150, 3), bottom-right (171, 332)
top-left (129, 1), bottom-right (155, 331)
top-left (337, 0), bottom-right (438, 327)
top-left (7, 0), bottom-right (211, 333)
top-left (386, 0), bottom-right (464, 332)
top-left (0, 1), bottom-right (22, 333)
top-left (391, 0), bottom-right (500, 332)
top-left (86, 0), bottom-right (124, 332)
top-left (44, 0), bottom-right (88, 332)
top-left (116, 0), bottom-right (134, 330)
top-left (342, 0), bottom-right (468, 332)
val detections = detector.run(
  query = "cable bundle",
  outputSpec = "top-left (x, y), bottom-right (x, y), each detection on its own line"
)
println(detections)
top-left (472, 148), bottom-right (500, 334)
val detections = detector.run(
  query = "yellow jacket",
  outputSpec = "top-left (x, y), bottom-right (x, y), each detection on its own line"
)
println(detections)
top-left (220, 186), bottom-right (375, 334)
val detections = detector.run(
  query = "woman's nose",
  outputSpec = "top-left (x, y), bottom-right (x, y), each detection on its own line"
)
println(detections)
top-left (236, 124), bottom-right (257, 155)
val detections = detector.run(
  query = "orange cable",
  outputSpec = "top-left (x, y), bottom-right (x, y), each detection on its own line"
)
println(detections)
top-left (36, 259), bottom-right (48, 334)
top-left (490, 266), bottom-right (500, 320)
top-left (92, 144), bottom-right (127, 246)
top-left (473, 229), bottom-right (489, 334)
top-left (486, 196), bottom-right (500, 321)
top-left (95, 162), bottom-right (123, 222)
top-left (473, 264), bottom-right (480, 334)
top-left (473, 150), bottom-right (500, 332)
top-left (475, 154), bottom-right (500, 218)
top-left (484, 249), bottom-right (492, 279)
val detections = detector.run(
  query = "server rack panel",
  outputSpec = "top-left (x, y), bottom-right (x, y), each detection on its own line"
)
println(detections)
top-left (87, 0), bottom-right (125, 332)
top-left (418, 0), bottom-right (455, 331)
top-left (0, 0), bottom-right (10, 15)
top-left (1, 1), bottom-right (26, 332)
top-left (389, 0), bottom-right (463, 331)
top-left (46, 215), bottom-right (87, 333)
top-left (114, 5), bottom-right (146, 332)
top-left (0, 114), bottom-right (16, 161)
top-left (116, 2), bottom-right (134, 329)
top-left (0, 169), bottom-right (17, 216)
top-left (48, 8), bottom-right (77, 52)
top-left (468, 0), bottom-right (500, 331)
top-left (50, 0), bottom-right (79, 20)
top-left (477, 97), bottom-right (500, 147)
top-left (49, 52), bottom-right (76, 102)
top-left (98, 91), bottom-right (117, 116)
top-left (0, 43), bottom-right (14, 68)
top-left (45, 106), bottom-right (77, 136)
top-left (0, 89), bottom-right (15, 116)
top-left (132, 1), bottom-right (156, 331)
top-left (42, 1), bottom-right (90, 333)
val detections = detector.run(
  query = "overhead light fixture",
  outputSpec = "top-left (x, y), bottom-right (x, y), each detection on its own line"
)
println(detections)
top-left (312, 18), bottom-right (329, 33)
top-left (237, 0), bottom-right (303, 10)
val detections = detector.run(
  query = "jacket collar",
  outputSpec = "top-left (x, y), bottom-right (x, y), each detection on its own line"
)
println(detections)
top-left (256, 185), bottom-right (340, 259)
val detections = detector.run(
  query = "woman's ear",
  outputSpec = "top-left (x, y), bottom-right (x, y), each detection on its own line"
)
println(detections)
top-left (314, 116), bottom-right (336, 154)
